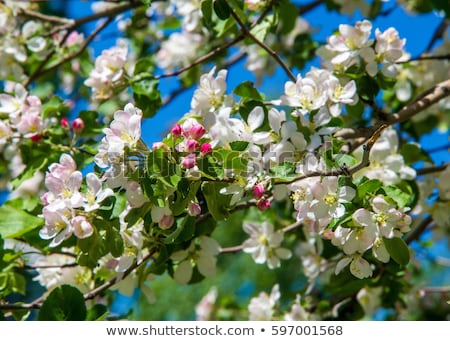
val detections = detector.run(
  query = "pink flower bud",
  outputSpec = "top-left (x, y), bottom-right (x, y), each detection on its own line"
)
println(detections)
top-left (72, 118), bottom-right (84, 133)
top-left (152, 142), bottom-right (169, 151)
top-left (257, 199), bottom-right (271, 211)
top-left (182, 154), bottom-right (197, 169)
top-left (200, 142), bottom-right (212, 154)
top-left (61, 117), bottom-right (69, 128)
top-left (253, 183), bottom-right (265, 200)
top-left (30, 134), bottom-right (41, 142)
top-left (188, 201), bottom-right (202, 216)
top-left (159, 215), bottom-right (174, 229)
top-left (189, 124), bottom-right (206, 140)
top-left (185, 139), bottom-right (199, 152)
top-left (171, 123), bottom-right (183, 138)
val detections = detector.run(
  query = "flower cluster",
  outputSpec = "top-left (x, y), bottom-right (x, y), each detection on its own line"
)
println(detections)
top-left (332, 195), bottom-right (411, 278)
top-left (40, 153), bottom-right (113, 246)
top-left (317, 19), bottom-right (406, 77)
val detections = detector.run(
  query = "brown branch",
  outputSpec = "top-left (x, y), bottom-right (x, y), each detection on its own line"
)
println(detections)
top-left (299, 0), bottom-right (323, 15)
top-left (84, 250), bottom-right (155, 301)
top-left (276, 123), bottom-right (388, 185)
top-left (229, 5), bottom-right (296, 82)
top-left (19, 8), bottom-right (74, 25)
top-left (156, 35), bottom-right (245, 80)
top-left (416, 163), bottom-right (449, 176)
top-left (25, 17), bottom-right (113, 86)
top-left (386, 78), bottom-right (450, 124)
top-left (405, 215), bottom-right (433, 245)
top-left (336, 78), bottom-right (450, 140)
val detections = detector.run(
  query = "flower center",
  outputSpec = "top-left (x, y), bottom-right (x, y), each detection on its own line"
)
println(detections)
top-left (324, 193), bottom-right (337, 205)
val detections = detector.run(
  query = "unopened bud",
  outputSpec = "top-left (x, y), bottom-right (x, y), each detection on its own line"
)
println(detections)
top-left (257, 199), bottom-right (271, 211)
top-left (182, 153), bottom-right (197, 169)
top-left (253, 183), bottom-right (265, 200)
top-left (189, 124), bottom-right (206, 140)
top-left (72, 118), bottom-right (84, 133)
top-left (159, 215), bottom-right (174, 229)
top-left (61, 117), bottom-right (69, 128)
top-left (185, 139), bottom-right (199, 152)
top-left (171, 123), bottom-right (183, 138)
top-left (30, 134), bottom-right (41, 142)
top-left (200, 142), bottom-right (212, 154)
top-left (188, 201), bottom-right (202, 216)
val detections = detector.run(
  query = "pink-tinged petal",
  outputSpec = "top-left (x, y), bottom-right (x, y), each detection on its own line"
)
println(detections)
top-left (339, 186), bottom-right (355, 202)
top-left (275, 248), bottom-right (292, 260)
top-left (350, 256), bottom-right (372, 279)
top-left (353, 208), bottom-right (374, 227)
top-left (371, 195), bottom-right (390, 213)
top-left (197, 252), bottom-right (216, 277)
top-left (335, 257), bottom-right (352, 275)
top-left (343, 231), bottom-right (360, 255)
top-left (310, 201), bottom-right (328, 219)
top-left (248, 106), bottom-right (265, 131)
top-left (311, 182), bottom-right (326, 200)
top-left (174, 260), bottom-right (193, 285)
top-left (86, 173), bottom-right (102, 195)
top-left (373, 241), bottom-right (390, 263)
top-left (332, 203), bottom-right (346, 218)
top-left (59, 153), bottom-right (76, 172)
top-left (323, 176), bottom-right (338, 193)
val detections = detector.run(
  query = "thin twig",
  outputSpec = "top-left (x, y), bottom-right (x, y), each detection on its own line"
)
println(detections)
top-left (416, 163), bottom-right (449, 176)
top-left (229, 6), bottom-right (296, 82)
top-left (405, 215), bottom-right (433, 245)
top-left (276, 123), bottom-right (388, 185)
top-left (26, 17), bottom-right (113, 86)
top-left (84, 250), bottom-right (155, 301)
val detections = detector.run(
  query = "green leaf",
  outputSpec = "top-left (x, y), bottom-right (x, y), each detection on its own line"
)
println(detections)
top-left (357, 178), bottom-right (383, 198)
top-left (277, 0), bottom-right (298, 34)
top-left (383, 181), bottom-right (417, 209)
top-left (201, 182), bottom-right (231, 221)
top-left (38, 285), bottom-right (87, 321)
top-left (357, 76), bottom-right (380, 101)
top-left (201, 0), bottom-right (214, 28)
top-left (146, 148), bottom-right (180, 188)
top-left (269, 162), bottom-right (297, 182)
top-left (0, 205), bottom-right (44, 239)
top-left (213, 0), bottom-right (231, 20)
top-left (134, 56), bottom-right (155, 75)
top-left (401, 143), bottom-right (432, 165)
top-left (229, 141), bottom-right (249, 151)
top-left (234, 81), bottom-right (263, 101)
top-left (105, 225), bottom-right (124, 258)
top-left (250, 16), bottom-right (273, 42)
top-left (383, 237), bottom-right (410, 266)
top-left (86, 304), bottom-right (108, 321)
top-left (131, 77), bottom-right (162, 118)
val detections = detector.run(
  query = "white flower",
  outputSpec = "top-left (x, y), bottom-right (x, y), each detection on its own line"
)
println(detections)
top-left (84, 39), bottom-right (128, 99)
top-left (195, 287), bottom-right (218, 321)
top-left (242, 221), bottom-right (292, 269)
top-left (95, 103), bottom-right (143, 169)
top-left (33, 252), bottom-right (93, 293)
top-left (248, 284), bottom-right (280, 320)
top-left (125, 181), bottom-right (149, 208)
top-left (171, 236), bottom-right (220, 284)
top-left (71, 215), bottom-right (94, 239)
top-left (156, 31), bottom-right (202, 72)
top-left (39, 207), bottom-right (73, 247)
top-left (310, 176), bottom-right (355, 219)
top-left (375, 27), bottom-right (406, 77)
top-left (280, 73), bottom-right (328, 114)
top-left (353, 127), bottom-right (416, 185)
top-left (83, 173), bottom-right (114, 212)
top-left (336, 254), bottom-right (373, 279)
top-left (238, 106), bottom-right (271, 144)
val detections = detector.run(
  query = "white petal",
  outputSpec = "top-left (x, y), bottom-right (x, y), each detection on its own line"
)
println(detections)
top-left (248, 106), bottom-right (265, 131)
top-left (174, 260), bottom-right (193, 285)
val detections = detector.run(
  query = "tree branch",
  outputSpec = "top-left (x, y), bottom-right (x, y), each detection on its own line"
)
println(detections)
top-left (416, 163), bottom-right (449, 176)
top-left (386, 78), bottom-right (450, 124)
top-left (405, 215), bottom-right (433, 245)
top-left (275, 123), bottom-right (388, 185)
top-left (25, 17), bottom-right (113, 86)
top-left (229, 6), bottom-right (296, 82)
